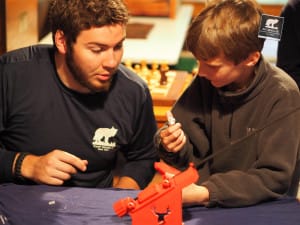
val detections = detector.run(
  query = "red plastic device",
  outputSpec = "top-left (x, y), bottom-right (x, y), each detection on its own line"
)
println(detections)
top-left (113, 161), bottom-right (199, 225)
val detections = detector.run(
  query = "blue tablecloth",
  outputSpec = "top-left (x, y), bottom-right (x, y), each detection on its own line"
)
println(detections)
top-left (0, 183), bottom-right (299, 225)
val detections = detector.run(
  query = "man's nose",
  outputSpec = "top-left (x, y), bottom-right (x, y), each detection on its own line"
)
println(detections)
top-left (103, 49), bottom-right (119, 68)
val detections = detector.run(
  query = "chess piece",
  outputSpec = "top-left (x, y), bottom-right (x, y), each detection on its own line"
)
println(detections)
top-left (134, 64), bottom-right (141, 76)
top-left (124, 59), bottom-right (134, 71)
top-left (160, 63), bottom-right (169, 85)
top-left (151, 61), bottom-right (160, 77)
top-left (140, 60), bottom-right (151, 85)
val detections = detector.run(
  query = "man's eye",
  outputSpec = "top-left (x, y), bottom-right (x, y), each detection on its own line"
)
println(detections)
top-left (114, 44), bottom-right (123, 50)
top-left (91, 48), bottom-right (103, 53)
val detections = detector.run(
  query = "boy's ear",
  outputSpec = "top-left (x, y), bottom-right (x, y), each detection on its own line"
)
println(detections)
top-left (244, 51), bottom-right (261, 66)
top-left (54, 30), bottom-right (67, 54)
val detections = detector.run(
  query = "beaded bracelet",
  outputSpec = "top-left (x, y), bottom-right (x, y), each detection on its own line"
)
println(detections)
top-left (14, 152), bottom-right (29, 182)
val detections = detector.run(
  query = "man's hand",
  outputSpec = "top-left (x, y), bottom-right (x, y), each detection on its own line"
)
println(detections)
top-left (21, 150), bottom-right (88, 185)
top-left (160, 123), bottom-right (186, 153)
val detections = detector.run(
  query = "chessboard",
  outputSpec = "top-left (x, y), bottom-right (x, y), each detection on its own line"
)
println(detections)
top-left (124, 60), bottom-right (190, 107)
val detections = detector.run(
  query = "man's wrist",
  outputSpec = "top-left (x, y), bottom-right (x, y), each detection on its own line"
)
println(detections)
top-left (14, 152), bottom-right (30, 182)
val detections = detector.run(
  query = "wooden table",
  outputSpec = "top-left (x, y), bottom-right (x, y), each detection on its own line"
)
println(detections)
top-left (1, 183), bottom-right (300, 225)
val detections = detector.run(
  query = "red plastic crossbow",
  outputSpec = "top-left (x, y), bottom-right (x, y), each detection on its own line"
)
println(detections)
top-left (113, 161), bottom-right (199, 225)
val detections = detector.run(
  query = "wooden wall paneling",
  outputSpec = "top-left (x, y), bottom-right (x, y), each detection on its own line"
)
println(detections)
top-left (124, 0), bottom-right (179, 18)
top-left (5, 0), bottom-right (38, 52)
top-left (183, 1), bottom-right (284, 18)
top-left (38, 0), bottom-right (50, 40)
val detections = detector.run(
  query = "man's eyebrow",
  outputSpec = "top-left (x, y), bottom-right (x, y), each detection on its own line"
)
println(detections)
top-left (117, 37), bottom-right (126, 45)
top-left (87, 37), bottom-right (126, 47)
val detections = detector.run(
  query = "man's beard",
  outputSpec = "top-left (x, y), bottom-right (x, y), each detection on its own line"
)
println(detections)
top-left (65, 48), bottom-right (112, 93)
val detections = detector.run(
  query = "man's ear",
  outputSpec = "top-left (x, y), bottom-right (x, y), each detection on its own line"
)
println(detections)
top-left (54, 30), bottom-right (67, 54)
top-left (244, 51), bottom-right (261, 66)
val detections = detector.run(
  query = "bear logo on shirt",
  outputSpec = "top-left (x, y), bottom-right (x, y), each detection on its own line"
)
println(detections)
top-left (92, 126), bottom-right (118, 151)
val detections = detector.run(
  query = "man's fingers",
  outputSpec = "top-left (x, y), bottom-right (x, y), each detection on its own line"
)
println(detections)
top-left (61, 151), bottom-right (88, 172)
